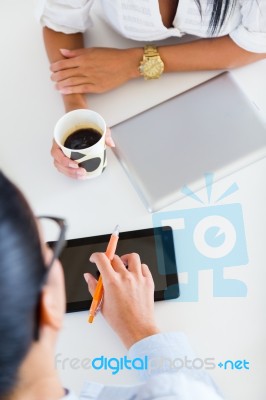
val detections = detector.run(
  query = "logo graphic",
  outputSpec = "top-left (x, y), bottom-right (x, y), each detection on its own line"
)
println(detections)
top-left (152, 173), bottom-right (248, 301)
top-left (55, 353), bottom-right (250, 374)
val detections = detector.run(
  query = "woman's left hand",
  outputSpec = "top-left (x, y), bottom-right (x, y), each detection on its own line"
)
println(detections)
top-left (50, 47), bottom-right (142, 94)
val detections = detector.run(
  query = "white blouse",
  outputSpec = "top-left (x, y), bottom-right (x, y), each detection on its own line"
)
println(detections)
top-left (36, 0), bottom-right (266, 53)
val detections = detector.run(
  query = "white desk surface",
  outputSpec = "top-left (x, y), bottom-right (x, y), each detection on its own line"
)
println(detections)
top-left (1, 2), bottom-right (266, 400)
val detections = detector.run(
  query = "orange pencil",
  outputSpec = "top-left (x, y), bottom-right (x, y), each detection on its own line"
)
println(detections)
top-left (88, 225), bottom-right (120, 323)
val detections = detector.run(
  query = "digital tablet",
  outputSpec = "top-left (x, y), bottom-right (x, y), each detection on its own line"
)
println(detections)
top-left (51, 226), bottom-right (179, 312)
top-left (111, 73), bottom-right (266, 211)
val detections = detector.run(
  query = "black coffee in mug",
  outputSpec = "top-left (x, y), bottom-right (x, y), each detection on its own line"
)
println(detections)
top-left (64, 127), bottom-right (102, 150)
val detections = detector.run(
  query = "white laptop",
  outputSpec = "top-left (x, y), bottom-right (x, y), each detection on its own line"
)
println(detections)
top-left (111, 72), bottom-right (266, 212)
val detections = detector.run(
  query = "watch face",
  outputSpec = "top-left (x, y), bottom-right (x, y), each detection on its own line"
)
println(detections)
top-left (144, 58), bottom-right (164, 79)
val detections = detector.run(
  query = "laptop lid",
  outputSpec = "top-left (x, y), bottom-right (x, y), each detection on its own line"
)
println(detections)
top-left (111, 72), bottom-right (266, 212)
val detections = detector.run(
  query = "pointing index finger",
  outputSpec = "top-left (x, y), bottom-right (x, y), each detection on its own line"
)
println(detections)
top-left (89, 252), bottom-right (116, 282)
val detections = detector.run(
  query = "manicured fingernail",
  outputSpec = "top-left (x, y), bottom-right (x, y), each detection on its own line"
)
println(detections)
top-left (60, 48), bottom-right (69, 53)
top-left (60, 88), bottom-right (71, 94)
top-left (69, 162), bottom-right (78, 169)
top-left (109, 138), bottom-right (115, 147)
top-left (84, 273), bottom-right (89, 283)
top-left (77, 169), bottom-right (86, 176)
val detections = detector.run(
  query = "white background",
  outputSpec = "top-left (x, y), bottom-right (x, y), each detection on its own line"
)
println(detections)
top-left (0, 1), bottom-right (266, 399)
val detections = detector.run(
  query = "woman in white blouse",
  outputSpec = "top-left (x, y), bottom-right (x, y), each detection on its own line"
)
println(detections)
top-left (37, 0), bottom-right (266, 178)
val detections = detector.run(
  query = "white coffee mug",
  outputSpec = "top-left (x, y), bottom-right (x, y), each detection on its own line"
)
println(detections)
top-left (54, 109), bottom-right (107, 179)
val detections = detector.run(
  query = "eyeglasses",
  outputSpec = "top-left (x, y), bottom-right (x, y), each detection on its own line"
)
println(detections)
top-left (34, 216), bottom-right (67, 341)
top-left (37, 216), bottom-right (67, 270)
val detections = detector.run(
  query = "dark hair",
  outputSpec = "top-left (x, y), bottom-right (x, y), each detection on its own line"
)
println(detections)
top-left (0, 172), bottom-right (46, 398)
top-left (195, 0), bottom-right (236, 35)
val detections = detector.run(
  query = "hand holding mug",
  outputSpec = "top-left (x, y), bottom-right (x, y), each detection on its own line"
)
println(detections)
top-left (53, 110), bottom-right (114, 180)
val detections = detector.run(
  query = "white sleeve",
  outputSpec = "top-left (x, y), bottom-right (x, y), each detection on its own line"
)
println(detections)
top-left (35, 0), bottom-right (95, 34)
top-left (128, 332), bottom-right (224, 400)
top-left (133, 371), bottom-right (224, 400)
top-left (229, 0), bottom-right (266, 53)
top-left (74, 332), bottom-right (224, 400)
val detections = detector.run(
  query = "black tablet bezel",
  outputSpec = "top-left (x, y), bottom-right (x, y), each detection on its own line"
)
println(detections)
top-left (50, 226), bottom-right (179, 312)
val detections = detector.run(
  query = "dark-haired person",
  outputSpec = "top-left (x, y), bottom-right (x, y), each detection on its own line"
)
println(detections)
top-left (0, 171), bottom-right (223, 399)
top-left (37, 0), bottom-right (266, 179)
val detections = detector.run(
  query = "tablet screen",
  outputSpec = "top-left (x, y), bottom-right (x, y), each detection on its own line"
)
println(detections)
top-left (55, 226), bottom-right (179, 312)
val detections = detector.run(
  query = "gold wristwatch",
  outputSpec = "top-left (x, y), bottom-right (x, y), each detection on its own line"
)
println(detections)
top-left (139, 45), bottom-right (164, 80)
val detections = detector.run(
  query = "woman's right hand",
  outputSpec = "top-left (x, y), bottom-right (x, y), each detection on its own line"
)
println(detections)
top-left (51, 128), bottom-right (115, 179)
top-left (84, 252), bottom-right (160, 349)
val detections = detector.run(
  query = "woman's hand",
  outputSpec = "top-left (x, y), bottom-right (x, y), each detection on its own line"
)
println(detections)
top-left (51, 128), bottom-right (114, 179)
top-left (50, 47), bottom-right (142, 94)
top-left (84, 252), bottom-right (160, 349)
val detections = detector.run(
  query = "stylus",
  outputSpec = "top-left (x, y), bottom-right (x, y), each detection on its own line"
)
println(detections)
top-left (88, 224), bottom-right (120, 323)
